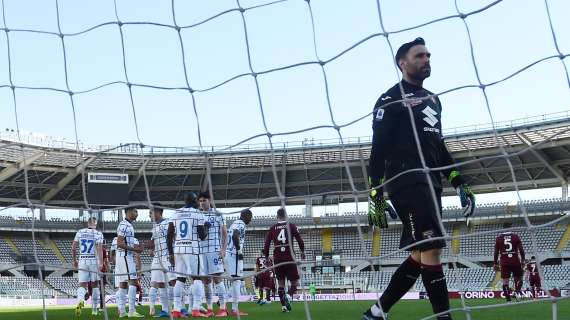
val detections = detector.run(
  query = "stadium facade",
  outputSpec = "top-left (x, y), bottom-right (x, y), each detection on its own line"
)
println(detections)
top-left (0, 113), bottom-right (569, 299)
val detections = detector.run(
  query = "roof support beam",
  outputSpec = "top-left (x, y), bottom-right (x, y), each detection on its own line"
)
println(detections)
top-left (41, 157), bottom-right (95, 203)
top-left (358, 149), bottom-right (369, 191)
top-left (280, 153), bottom-right (287, 197)
top-left (474, 156), bottom-right (497, 187)
top-left (201, 157), bottom-right (212, 192)
top-left (0, 152), bottom-right (44, 182)
top-left (516, 132), bottom-right (567, 184)
top-left (128, 159), bottom-right (150, 193)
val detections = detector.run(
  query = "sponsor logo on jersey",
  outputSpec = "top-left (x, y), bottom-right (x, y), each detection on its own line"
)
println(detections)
top-left (422, 230), bottom-right (434, 239)
top-left (375, 108), bottom-right (384, 121)
top-left (423, 127), bottom-right (440, 133)
top-left (403, 98), bottom-right (423, 107)
top-left (422, 106), bottom-right (438, 126)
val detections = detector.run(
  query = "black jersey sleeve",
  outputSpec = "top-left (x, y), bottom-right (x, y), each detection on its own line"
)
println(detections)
top-left (439, 137), bottom-right (455, 178)
top-left (435, 96), bottom-right (464, 184)
top-left (369, 93), bottom-right (400, 180)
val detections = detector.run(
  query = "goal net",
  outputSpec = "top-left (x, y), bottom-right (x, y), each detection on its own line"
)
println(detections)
top-left (0, 0), bottom-right (569, 319)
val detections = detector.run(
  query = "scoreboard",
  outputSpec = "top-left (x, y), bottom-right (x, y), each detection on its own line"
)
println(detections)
top-left (86, 172), bottom-right (129, 207)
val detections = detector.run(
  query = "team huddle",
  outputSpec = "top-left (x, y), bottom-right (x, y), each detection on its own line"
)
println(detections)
top-left (69, 193), bottom-right (543, 319)
top-left (71, 192), bottom-right (306, 318)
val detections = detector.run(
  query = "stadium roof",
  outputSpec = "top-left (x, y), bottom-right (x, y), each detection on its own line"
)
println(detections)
top-left (0, 112), bottom-right (569, 208)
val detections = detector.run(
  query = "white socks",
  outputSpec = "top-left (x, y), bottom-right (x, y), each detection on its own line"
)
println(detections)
top-left (118, 287), bottom-right (127, 314)
top-left (173, 280), bottom-right (185, 312)
top-left (76, 286), bottom-right (86, 303)
top-left (168, 286), bottom-right (174, 309)
top-left (205, 282), bottom-right (213, 309)
top-left (159, 287), bottom-right (169, 312)
top-left (92, 287), bottom-right (100, 310)
top-left (192, 280), bottom-right (204, 311)
top-left (128, 285), bottom-right (137, 314)
top-left (149, 287), bottom-right (158, 310)
top-left (231, 280), bottom-right (241, 312)
top-left (216, 281), bottom-right (227, 310)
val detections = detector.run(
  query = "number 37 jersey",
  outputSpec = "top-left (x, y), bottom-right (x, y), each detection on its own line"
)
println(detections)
top-left (171, 206), bottom-right (205, 255)
top-left (263, 221), bottom-right (304, 262)
top-left (74, 228), bottom-right (104, 263)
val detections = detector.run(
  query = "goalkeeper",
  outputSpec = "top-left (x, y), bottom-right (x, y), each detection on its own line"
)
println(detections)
top-left (363, 37), bottom-right (475, 320)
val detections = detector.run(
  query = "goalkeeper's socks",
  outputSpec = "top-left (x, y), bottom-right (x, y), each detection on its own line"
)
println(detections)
top-left (378, 256), bottom-right (421, 312)
top-left (277, 287), bottom-right (286, 307)
top-left (421, 264), bottom-right (452, 320)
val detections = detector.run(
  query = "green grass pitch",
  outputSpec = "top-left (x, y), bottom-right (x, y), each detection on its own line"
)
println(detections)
top-left (0, 299), bottom-right (568, 319)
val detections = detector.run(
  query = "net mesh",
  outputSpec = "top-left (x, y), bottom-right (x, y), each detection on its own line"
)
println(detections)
top-left (0, 0), bottom-right (569, 319)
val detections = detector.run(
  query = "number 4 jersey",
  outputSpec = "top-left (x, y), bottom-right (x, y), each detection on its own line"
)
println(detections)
top-left (263, 221), bottom-right (304, 263)
top-left (494, 232), bottom-right (525, 266)
top-left (74, 227), bottom-right (104, 264)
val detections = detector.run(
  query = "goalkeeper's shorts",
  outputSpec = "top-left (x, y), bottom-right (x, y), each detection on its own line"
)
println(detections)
top-left (390, 184), bottom-right (446, 251)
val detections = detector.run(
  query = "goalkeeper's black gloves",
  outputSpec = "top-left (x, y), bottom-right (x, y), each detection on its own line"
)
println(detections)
top-left (449, 170), bottom-right (476, 217)
top-left (368, 176), bottom-right (397, 228)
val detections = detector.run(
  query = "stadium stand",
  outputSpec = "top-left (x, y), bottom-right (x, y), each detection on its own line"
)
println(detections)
top-left (45, 275), bottom-right (77, 297)
top-left (0, 197), bottom-right (569, 298)
top-left (0, 238), bottom-right (18, 264)
top-left (12, 239), bottom-right (61, 264)
top-left (0, 277), bottom-right (58, 298)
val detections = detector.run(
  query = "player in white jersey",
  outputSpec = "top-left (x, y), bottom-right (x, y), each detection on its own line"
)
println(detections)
top-left (148, 203), bottom-right (176, 317)
top-left (167, 193), bottom-right (209, 318)
top-left (225, 209), bottom-right (253, 316)
top-left (110, 236), bottom-right (125, 314)
top-left (110, 236), bottom-right (123, 292)
top-left (132, 237), bottom-right (144, 306)
top-left (198, 192), bottom-right (229, 317)
top-left (72, 217), bottom-right (104, 316)
top-left (115, 207), bottom-right (145, 318)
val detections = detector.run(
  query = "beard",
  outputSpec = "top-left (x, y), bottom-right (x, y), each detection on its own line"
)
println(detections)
top-left (411, 66), bottom-right (431, 81)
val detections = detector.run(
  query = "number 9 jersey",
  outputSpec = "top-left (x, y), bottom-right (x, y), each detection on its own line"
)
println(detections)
top-left (171, 206), bottom-right (205, 255)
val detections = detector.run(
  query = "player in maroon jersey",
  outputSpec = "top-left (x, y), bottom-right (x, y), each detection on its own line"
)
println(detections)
top-left (266, 256), bottom-right (276, 301)
top-left (526, 256), bottom-right (541, 299)
top-left (86, 241), bottom-right (110, 307)
top-left (255, 250), bottom-right (276, 304)
top-left (99, 243), bottom-right (109, 309)
top-left (493, 224), bottom-right (525, 302)
top-left (263, 208), bottom-right (305, 313)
